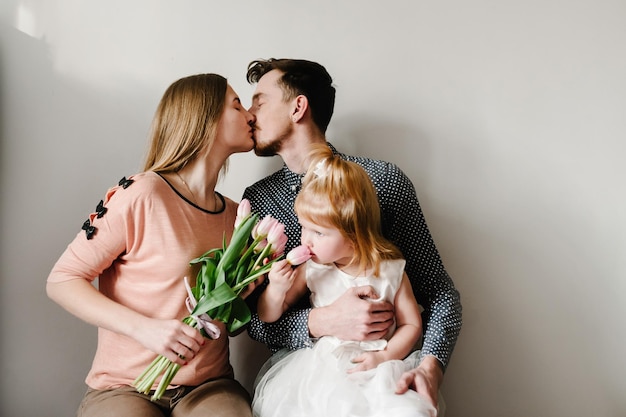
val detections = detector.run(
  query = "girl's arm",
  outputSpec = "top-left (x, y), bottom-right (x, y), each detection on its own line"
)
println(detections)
top-left (348, 272), bottom-right (422, 372)
top-left (257, 260), bottom-right (307, 323)
top-left (382, 273), bottom-right (422, 360)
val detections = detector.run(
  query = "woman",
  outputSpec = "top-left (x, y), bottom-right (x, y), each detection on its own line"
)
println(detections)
top-left (47, 74), bottom-right (256, 417)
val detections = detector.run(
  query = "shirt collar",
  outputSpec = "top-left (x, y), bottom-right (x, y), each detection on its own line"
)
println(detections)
top-left (280, 142), bottom-right (340, 193)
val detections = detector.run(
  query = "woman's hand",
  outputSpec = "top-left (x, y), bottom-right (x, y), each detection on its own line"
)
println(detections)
top-left (134, 317), bottom-right (205, 366)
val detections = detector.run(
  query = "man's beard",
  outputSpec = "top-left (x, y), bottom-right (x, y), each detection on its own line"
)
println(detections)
top-left (253, 130), bottom-right (291, 157)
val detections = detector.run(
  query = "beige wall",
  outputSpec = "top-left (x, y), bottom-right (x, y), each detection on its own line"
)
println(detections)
top-left (1, 1), bottom-right (625, 416)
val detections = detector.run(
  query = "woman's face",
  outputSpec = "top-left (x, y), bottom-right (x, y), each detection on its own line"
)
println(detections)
top-left (214, 84), bottom-right (256, 154)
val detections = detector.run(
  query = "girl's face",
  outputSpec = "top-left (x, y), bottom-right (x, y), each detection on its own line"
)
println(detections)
top-left (214, 84), bottom-right (256, 154)
top-left (299, 217), bottom-right (354, 268)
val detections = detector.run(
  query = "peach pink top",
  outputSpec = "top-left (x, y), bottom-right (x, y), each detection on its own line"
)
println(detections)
top-left (48, 171), bottom-right (237, 390)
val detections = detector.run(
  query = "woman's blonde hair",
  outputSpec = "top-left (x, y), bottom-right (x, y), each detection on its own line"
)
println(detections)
top-left (295, 144), bottom-right (402, 276)
top-left (143, 73), bottom-right (227, 173)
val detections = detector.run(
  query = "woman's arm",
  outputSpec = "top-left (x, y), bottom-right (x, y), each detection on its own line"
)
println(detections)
top-left (47, 278), bottom-right (204, 366)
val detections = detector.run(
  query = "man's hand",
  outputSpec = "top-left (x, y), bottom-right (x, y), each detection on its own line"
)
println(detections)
top-left (308, 285), bottom-right (394, 341)
top-left (395, 355), bottom-right (443, 409)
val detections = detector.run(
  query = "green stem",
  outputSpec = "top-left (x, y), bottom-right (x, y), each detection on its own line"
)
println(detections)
top-left (133, 315), bottom-right (199, 399)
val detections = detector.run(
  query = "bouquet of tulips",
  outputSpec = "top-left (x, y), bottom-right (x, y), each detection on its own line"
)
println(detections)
top-left (133, 199), bottom-right (308, 401)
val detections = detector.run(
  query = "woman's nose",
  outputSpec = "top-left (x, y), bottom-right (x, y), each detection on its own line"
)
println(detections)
top-left (245, 109), bottom-right (256, 124)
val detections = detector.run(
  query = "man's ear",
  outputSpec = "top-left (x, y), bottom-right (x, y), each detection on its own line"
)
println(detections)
top-left (291, 95), bottom-right (309, 123)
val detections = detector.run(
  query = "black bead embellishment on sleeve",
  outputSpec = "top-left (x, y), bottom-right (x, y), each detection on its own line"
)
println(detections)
top-left (95, 200), bottom-right (107, 218)
top-left (118, 177), bottom-right (134, 189)
top-left (81, 219), bottom-right (96, 240)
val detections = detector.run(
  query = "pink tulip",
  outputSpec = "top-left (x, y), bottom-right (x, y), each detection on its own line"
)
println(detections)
top-left (253, 239), bottom-right (268, 253)
top-left (234, 199), bottom-right (252, 228)
top-left (267, 222), bottom-right (285, 245)
top-left (253, 215), bottom-right (278, 240)
top-left (286, 245), bottom-right (312, 265)
top-left (271, 233), bottom-right (288, 256)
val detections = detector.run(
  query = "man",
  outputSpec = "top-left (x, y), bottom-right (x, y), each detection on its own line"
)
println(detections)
top-left (242, 58), bottom-right (462, 410)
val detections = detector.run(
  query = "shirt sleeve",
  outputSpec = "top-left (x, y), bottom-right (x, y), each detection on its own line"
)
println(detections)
top-left (247, 300), bottom-right (314, 352)
top-left (243, 160), bottom-right (463, 364)
top-left (377, 163), bottom-right (462, 370)
top-left (47, 182), bottom-right (130, 284)
top-left (243, 184), bottom-right (315, 352)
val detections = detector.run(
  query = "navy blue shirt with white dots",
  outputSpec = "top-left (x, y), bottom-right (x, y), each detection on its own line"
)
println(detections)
top-left (243, 144), bottom-right (462, 369)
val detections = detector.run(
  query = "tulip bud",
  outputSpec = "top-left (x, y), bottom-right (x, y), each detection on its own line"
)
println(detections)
top-left (286, 245), bottom-right (312, 265)
top-left (253, 239), bottom-right (268, 253)
top-left (271, 233), bottom-right (288, 257)
top-left (253, 215), bottom-right (278, 240)
top-left (234, 199), bottom-right (252, 228)
top-left (267, 222), bottom-right (285, 246)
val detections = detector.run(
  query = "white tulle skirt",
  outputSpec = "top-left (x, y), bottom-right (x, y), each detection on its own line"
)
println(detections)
top-left (252, 337), bottom-right (437, 417)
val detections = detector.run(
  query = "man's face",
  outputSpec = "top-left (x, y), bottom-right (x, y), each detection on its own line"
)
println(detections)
top-left (248, 69), bottom-right (294, 156)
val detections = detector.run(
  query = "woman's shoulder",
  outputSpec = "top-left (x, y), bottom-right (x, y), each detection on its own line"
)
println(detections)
top-left (102, 171), bottom-right (166, 202)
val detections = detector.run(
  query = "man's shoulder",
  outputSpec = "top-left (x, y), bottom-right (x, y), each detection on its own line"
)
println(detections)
top-left (339, 152), bottom-right (409, 185)
top-left (243, 168), bottom-right (288, 202)
top-left (343, 153), bottom-right (397, 170)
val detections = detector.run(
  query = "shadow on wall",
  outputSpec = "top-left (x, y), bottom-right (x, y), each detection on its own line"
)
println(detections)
top-left (0, 23), bottom-right (156, 416)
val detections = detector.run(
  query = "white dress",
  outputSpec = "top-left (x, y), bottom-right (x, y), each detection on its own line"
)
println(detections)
top-left (252, 259), bottom-right (437, 417)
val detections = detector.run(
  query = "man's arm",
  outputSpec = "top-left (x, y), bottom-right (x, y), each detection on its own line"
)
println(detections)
top-left (246, 286), bottom-right (314, 352)
top-left (377, 162), bottom-right (462, 369)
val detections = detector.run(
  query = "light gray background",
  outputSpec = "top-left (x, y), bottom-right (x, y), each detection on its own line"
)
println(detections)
top-left (1, 1), bottom-right (625, 416)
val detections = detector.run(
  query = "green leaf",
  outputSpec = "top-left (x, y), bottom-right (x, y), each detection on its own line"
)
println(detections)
top-left (211, 301), bottom-right (232, 323)
top-left (217, 214), bottom-right (258, 271)
top-left (190, 248), bottom-right (222, 264)
top-left (199, 257), bottom-right (218, 292)
top-left (191, 282), bottom-right (237, 316)
top-left (225, 297), bottom-right (251, 333)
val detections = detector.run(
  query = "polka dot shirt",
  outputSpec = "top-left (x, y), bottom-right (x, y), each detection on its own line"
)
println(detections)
top-left (243, 144), bottom-right (462, 369)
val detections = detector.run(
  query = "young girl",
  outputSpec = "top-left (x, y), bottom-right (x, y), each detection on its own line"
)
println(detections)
top-left (252, 145), bottom-right (437, 417)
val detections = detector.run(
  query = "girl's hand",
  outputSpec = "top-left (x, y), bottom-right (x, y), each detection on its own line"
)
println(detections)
top-left (346, 351), bottom-right (387, 373)
top-left (135, 317), bottom-right (205, 366)
top-left (267, 259), bottom-right (296, 295)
